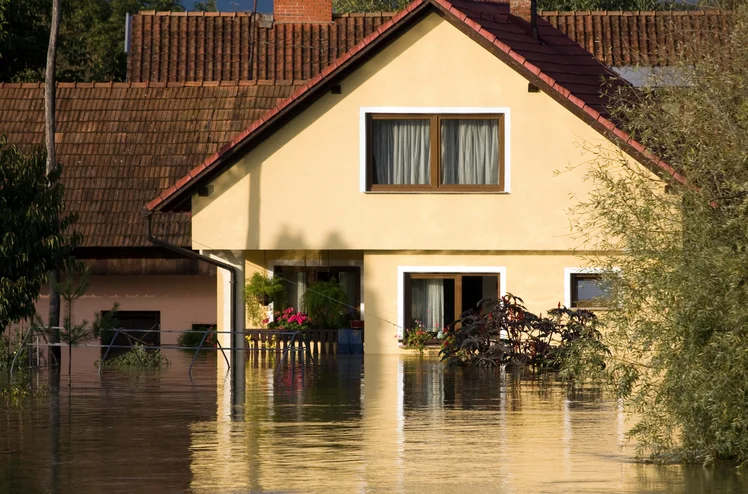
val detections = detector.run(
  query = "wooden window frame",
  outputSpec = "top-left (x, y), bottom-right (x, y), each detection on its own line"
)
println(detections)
top-left (403, 273), bottom-right (500, 330)
top-left (366, 113), bottom-right (505, 192)
top-left (570, 273), bottom-right (610, 310)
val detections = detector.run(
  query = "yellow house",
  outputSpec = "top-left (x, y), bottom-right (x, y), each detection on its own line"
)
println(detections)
top-left (146, 0), bottom-right (672, 355)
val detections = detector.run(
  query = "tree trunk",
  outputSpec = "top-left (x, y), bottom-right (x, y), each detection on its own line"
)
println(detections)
top-left (46, 0), bottom-right (61, 368)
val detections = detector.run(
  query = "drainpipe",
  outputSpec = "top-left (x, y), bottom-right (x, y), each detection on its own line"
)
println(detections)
top-left (144, 213), bottom-right (237, 360)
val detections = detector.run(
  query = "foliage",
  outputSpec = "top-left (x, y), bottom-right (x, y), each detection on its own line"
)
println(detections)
top-left (303, 278), bottom-right (349, 329)
top-left (0, 139), bottom-right (78, 334)
top-left (266, 307), bottom-right (311, 331)
top-left (0, 0), bottom-right (184, 83)
top-left (403, 320), bottom-right (439, 354)
top-left (245, 272), bottom-right (286, 326)
top-left (569, 5), bottom-right (748, 463)
top-left (32, 267), bottom-right (119, 381)
top-left (177, 324), bottom-right (216, 348)
top-left (193, 0), bottom-right (217, 11)
top-left (333, 0), bottom-right (686, 13)
top-left (0, 331), bottom-right (28, 372)
top-left (439, 294), bottom-right (608, 372)
top-left (97, 344), bottom-right (170, 368)
top-left (333, 0), bottom-right (409, 13)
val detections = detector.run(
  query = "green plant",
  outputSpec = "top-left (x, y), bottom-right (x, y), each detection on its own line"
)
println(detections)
top-left (0, 331), bottom-right (28, 373)
top-left (245, 272), bottom-right (286, 327)
top-left (32, 267), bottom-right (119, 383)
top-left (403, 320), bottom-right (438, 354)
top-left (267, 307), bottom-right (311, 331)
top-left (303, 278), bottom-right (349, 329)
top-left (97, 344), bottom-right (169, 369)
top-left (439, 294), bottom-right (608, 370)
top-left (178, 324), bottom-right (216, 349)
top-left (567, 4), bottom-right (748, 463)
top-left (0, 138), bottom-right (79, 334)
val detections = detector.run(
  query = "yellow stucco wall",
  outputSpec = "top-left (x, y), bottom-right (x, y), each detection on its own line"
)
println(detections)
top-left (363, 251), bottom-right (597, 353)
top-left (192, 12), bottom-right (627, 252)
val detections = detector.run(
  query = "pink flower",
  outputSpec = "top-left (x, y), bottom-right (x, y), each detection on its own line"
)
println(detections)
top-left (262, 318), bottom-right (269, 325)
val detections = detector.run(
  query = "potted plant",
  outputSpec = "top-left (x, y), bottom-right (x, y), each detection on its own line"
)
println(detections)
top-left (303, 278), bottom-right (349, 329)
top-left (245, 272), bottom-right (286, 327)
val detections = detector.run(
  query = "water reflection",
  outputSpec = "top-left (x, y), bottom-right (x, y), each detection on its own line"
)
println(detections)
top-left (0, 351), bottom-right (745, 493)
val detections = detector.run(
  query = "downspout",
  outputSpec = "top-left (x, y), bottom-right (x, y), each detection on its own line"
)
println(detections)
top-left (145, 212), bottom-right (237, 352)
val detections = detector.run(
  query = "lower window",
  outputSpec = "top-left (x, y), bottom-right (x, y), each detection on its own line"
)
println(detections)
top-left (570, 273), bottom-right (611, 309)
top-left (404, 273), bottom-right (499, 331)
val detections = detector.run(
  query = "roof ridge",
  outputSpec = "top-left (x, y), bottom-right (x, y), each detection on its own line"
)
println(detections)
top-left (0, 79), bottom-right (307, 90)
top-left (135, 10), bottom-right (399, 17)
top-left (538, 9), bottom-right (724, 16)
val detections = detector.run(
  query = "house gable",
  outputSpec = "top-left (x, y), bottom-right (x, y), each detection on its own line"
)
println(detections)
top-left (185, 12), bottom-right (641, 252)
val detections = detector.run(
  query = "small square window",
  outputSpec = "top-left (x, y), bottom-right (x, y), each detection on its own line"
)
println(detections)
top-left (570, 274), bottom-right (611, 309)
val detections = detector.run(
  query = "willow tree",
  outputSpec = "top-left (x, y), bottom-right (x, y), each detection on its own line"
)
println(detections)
top-left (571, 5), bottom-right (748, 463)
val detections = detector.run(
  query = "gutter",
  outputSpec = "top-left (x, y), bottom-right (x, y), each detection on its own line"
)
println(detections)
top-left (144, 212), bottom-right (237, 343)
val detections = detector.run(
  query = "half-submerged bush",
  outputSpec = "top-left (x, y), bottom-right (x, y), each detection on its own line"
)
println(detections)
top-left (97, 345), bottom-right (169, 369)
top-left (440, 294), bottom-right (608, 373)
top-left (177, 325), bottom-right (216, 349)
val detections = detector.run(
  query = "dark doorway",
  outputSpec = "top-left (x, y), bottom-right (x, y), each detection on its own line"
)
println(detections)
top-left (101, 310), bottom-right (161, 356)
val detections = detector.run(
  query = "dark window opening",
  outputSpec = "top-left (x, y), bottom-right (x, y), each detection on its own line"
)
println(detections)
top-left (570, 274), bottom-right (611, 309)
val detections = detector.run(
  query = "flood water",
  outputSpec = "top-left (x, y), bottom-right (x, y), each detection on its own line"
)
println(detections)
top-left (1, 350), bottom-right (746, 493)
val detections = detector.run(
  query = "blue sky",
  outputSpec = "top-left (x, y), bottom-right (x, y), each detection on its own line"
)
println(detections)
top-left (183, 0), bottom-right (274, 12)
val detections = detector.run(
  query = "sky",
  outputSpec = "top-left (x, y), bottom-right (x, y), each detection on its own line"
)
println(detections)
top-left (183, 0), bottom-right (274, 12)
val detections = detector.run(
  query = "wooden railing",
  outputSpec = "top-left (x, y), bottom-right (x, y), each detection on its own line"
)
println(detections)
top-left (245, 329), bottom-right (342, 356)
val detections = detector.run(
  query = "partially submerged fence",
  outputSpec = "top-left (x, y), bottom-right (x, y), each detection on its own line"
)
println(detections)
top-left (9, 326), bottom-right (358, 378)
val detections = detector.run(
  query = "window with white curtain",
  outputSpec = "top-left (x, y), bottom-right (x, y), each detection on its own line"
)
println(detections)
top-left (368, 114), bottom-right (503, 191)
top-left (405, 273), bottom-right (499, 333)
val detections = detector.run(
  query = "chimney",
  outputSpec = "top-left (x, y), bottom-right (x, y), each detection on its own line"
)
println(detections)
top-left (274, 0), bottom-right (333, 23)
top-left (510, 0), bottom-right (538, 39)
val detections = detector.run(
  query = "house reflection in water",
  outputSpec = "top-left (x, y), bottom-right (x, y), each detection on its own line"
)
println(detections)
top-left (187, 355), bottom-right (685, 493)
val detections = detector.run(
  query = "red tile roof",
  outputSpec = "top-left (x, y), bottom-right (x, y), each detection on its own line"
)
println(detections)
top-left (0, 80), bottom-right (304, 247)
top-left (127, 9), bottom-right (728, 83)
top-left (128, 11), bottom-right (395, 82)
top-left (147, 0), bottom-right (683, 213)
top-left (542, 10), bottom-right (730, 67)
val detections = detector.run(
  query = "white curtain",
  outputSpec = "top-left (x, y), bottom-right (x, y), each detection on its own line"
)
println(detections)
top-left (338, 271), bottom-right (358, 318)
top-left (411, 279), bottom-right (444, 331)
top-left (372, 119), bottom-right (431, 184)
top-left (285, 271), bottom-right (306, 312)
top-left (440, 119), bottom-right (499, 185)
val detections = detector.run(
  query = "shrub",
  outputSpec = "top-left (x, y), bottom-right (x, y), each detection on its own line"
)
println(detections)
top-left (97, 344), bottom-right (169, 368)
top-left (303, 279), bottom-right (349, 329)
top-left (178, 325), bottom-right (216, 348)
top-left (439, 294), bottom-right (608, 371)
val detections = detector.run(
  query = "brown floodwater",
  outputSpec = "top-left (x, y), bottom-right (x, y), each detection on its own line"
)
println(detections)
top-left (1, 349), bottom-right (745, 493)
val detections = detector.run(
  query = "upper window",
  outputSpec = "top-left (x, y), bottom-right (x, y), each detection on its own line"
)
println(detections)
top-left (570, 273), bottom-right (611, 309)
top-left (366, 114), bottom-right (505, 192)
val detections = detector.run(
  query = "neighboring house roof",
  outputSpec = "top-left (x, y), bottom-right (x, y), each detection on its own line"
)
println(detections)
top-left (128, 11), bottom-right (395, 82)
top-left (128, 9), bottom-right (728, 84)
top-left (147, 0), bottom-right (682, 214)
top-left (0, 80), bottom-right (303, 248)
top-left (543, 10), bottom-right (730, 67)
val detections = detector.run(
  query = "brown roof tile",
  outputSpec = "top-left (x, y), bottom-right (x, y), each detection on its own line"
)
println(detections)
top-left (0, 80), bottom-right (303, 248)
top-left (127, 12), bottom-right (396, 82)
top-left (128, 9), bottom-right (730, 82)
top-left (541, 10), bottom-right (730, 67)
